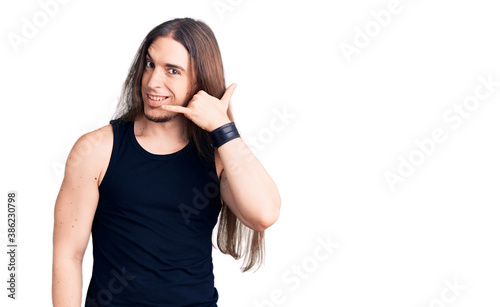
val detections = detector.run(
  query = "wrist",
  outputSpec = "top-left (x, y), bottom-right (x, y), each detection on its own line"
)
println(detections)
top-left (209, 119), bottom-right (231, 133)
top-left (210, 122), bottom-right (240, 148)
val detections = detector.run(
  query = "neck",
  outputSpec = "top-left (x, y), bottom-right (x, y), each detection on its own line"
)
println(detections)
top-left (135, 113), bottom-right (190, 143)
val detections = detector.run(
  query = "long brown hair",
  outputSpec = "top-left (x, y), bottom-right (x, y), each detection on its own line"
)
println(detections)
top-left (113, 18), bottom-right (264, 272)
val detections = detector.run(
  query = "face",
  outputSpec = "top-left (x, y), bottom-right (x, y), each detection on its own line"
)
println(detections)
top-left (141, 36), bottom-right (192, 123)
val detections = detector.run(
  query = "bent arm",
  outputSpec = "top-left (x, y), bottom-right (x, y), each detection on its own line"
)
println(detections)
top-left (216, 137), bottom-right (281, 232)
top-left (52, 127), bottom-right (110, 306)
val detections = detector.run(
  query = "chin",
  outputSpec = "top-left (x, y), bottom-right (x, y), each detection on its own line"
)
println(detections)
top-left (144, 110), bottom-right (179, 123)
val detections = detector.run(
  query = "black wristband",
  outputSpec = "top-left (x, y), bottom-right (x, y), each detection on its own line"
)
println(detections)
top-left (210, 122), bottom-right (240, 148)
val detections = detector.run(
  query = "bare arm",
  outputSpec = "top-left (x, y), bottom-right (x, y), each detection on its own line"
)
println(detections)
top-left (52, 126), bottom-right (112, 307)
top-left (216, 137), bottom-right (281, 232)
top-left (162, 83), bottom-right (281, 232)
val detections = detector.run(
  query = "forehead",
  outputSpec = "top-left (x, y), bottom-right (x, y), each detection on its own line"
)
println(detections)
top-left (147, 36), bottom-right (190, 66)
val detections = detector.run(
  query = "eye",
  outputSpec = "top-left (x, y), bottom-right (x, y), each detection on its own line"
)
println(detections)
top-left (145, 60), bottom-right (154, 68)
top-left (168, 68), bottom-right (179, 75)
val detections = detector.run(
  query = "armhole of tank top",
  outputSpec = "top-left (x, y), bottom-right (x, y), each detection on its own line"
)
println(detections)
top-left (98, 121), bottom-right (120, 190)
top-left (210, 151), bottom-right (221, 186)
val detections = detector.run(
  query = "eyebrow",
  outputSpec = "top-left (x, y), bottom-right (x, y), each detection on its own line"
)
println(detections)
top-left (146, 51), bottom-right (186, 73)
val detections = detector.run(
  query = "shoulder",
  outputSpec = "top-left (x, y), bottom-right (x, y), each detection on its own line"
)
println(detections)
top-left (65, 124), bottom-right (114, 183)
top-left (72, 124), bottom-right (113, 158)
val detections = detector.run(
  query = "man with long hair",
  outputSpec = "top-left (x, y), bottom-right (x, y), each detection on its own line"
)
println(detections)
top-left (52, 18), bottom-right (280, 306)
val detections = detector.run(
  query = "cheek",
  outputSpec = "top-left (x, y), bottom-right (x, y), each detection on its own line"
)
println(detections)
top-left (171, 80), bottom-right (189, 95)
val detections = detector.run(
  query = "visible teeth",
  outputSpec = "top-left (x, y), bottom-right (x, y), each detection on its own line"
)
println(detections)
top-left (148, 94), bottom-right (166, 101)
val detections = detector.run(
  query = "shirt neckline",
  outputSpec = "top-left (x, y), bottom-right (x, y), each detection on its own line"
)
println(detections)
top-left (128, 120), bottom-right (192, 160)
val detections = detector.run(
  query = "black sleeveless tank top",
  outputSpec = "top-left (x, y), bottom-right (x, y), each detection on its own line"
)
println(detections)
top-left (85, 119), bottom-right (221, 307)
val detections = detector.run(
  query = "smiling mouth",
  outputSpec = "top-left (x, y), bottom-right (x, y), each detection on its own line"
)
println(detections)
top-left (147, 94), bottom-right (169, 101)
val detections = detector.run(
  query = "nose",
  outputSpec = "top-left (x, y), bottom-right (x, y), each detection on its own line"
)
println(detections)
top-left (147, 67), bottom-right (165, 89)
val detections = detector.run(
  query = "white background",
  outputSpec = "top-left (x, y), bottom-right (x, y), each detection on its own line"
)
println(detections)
top-left (1, 0), bottom-right (500, 306)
